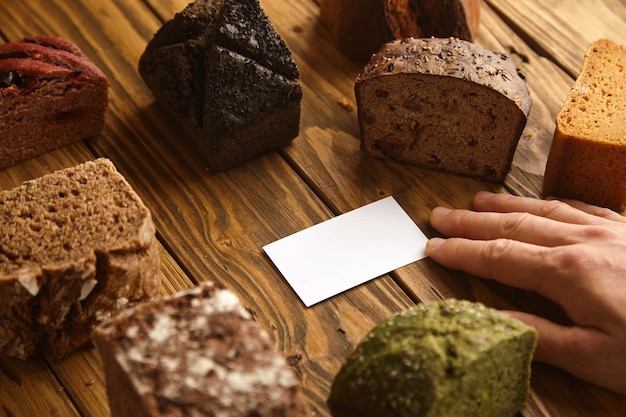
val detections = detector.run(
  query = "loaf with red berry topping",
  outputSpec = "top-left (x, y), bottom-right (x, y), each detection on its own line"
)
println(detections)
top-left (0, 36), bottom-right (109, 170)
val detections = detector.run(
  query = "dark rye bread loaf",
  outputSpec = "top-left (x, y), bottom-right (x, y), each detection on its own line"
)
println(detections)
top-left (320, 0), bottom-right (480, 61)
top-left (328, 299), bottom-right (538, 417)
top-left (138, 0), bottom-right (302, 172)
top-left (356, 37), bottom-right (532, 182)
top-left (92, 281), bottom-right (309, 417)
top-left (544, 39), bottom-right (626, 213)
top-left (0, 36), bottom-right (109, 170)
top-left (0, 158), bottom-right (160, 359)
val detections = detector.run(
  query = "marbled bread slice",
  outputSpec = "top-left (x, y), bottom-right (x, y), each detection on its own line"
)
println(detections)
top-left (92, 281), bottom-right (308, 417)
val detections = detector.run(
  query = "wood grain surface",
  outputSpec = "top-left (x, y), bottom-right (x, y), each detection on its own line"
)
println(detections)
top-left (0, 0), bottom-right (625, 416)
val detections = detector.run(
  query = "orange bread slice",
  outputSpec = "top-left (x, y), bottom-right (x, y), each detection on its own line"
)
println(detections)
top-left (543, 39), bottom-right (626, 213)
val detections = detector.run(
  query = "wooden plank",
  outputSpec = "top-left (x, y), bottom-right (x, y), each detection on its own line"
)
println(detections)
top-left (0, 354), bottom-right (81, 417)
top-left (89, 0), bottom-right (416, 412)
top-left (484, 0), bottom-right (626, 78)
top-left (43, 350), bottom-right (108, 417)
top-left (476, 2), bottom-right (576, 198)
top-left (0, 146), bottom-right (96, 191)
top-left (259, 0), bottom-right (560, 306)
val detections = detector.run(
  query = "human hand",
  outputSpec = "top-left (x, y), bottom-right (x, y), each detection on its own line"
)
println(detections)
top-left (425, 191), bottom-right (626, 394)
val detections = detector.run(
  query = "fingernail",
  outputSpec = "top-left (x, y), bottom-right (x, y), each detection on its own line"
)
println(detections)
top-left (431, 206), bottom-right (452, 217)
top-left (426, 237), bottom-right (445, 253)
top-left (475, 191), bottom-right (495, 201)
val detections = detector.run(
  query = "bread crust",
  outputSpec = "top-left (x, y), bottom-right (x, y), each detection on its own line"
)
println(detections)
top-left (328, 299), bottom-right (537, 417)
top-left (0, 159), bottom-right (160, 359)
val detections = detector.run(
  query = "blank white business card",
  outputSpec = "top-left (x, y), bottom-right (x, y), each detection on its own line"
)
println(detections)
top-left (263, 196), bottom-right (428, 306)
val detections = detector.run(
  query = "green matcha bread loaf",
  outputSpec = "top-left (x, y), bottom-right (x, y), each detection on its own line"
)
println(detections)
top-left (328, 299), bottom-right (538, 417)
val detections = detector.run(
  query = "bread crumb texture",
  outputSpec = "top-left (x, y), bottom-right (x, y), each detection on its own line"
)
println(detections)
top-left (356, 37), bottom-right (531, 182)
top-left (92, 282), bottom-right (308, 417)
top-left (0, 158), bottom-right (160, 359)
top-left (328, 299), bottom-right (537, 417)
top-left (544, 39), bottom-right (626, 212)
top-left (1, 159), bottom-right (150, 274)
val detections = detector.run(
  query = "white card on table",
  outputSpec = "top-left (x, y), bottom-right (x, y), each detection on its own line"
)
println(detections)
top-left (262, 196), bottom-right (428, 307)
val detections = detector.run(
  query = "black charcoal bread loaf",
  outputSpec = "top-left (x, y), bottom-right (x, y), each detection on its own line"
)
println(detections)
top-left (138, 0), bottom-right (302, 172)
top-left (328, 299), bottom-right (537, 417)
top-left (355, 37), bottom-right (532, 182)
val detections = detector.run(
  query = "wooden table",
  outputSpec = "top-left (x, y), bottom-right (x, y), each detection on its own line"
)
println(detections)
top-left (1, 0), bottom-right (625, 416)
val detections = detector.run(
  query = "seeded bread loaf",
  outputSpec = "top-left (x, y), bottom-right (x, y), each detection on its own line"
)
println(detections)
top-left (543, 39), bottom-right (626, 213)
top-left (0, 36), bottom-right (109, 170)
top-left (319, 0), bottom-right (480, 61)
top-left (138, 0), bottom-right (302, 172)
top-left (0, 158), bottom-right (160, 359)
top-left (355, 37), bottom-right (532, 182)
top-left (92, 281), bottom-right (308, 417)
top-left (328, 299), bottom-right (537, 417)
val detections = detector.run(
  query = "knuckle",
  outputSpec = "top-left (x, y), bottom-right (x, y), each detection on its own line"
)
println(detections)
top-left (580, 224), bottom-right (620, 240)
top-left (480, 238), bottom-right (516, 278)
top-left (551, 245), bottom-right (597, 272)
top-left (498, 212), bottom-right (532, 237)
top-left (537, 198), bottom-right (571, 218)
top-left (453, 209), bottom-right (476, 228)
